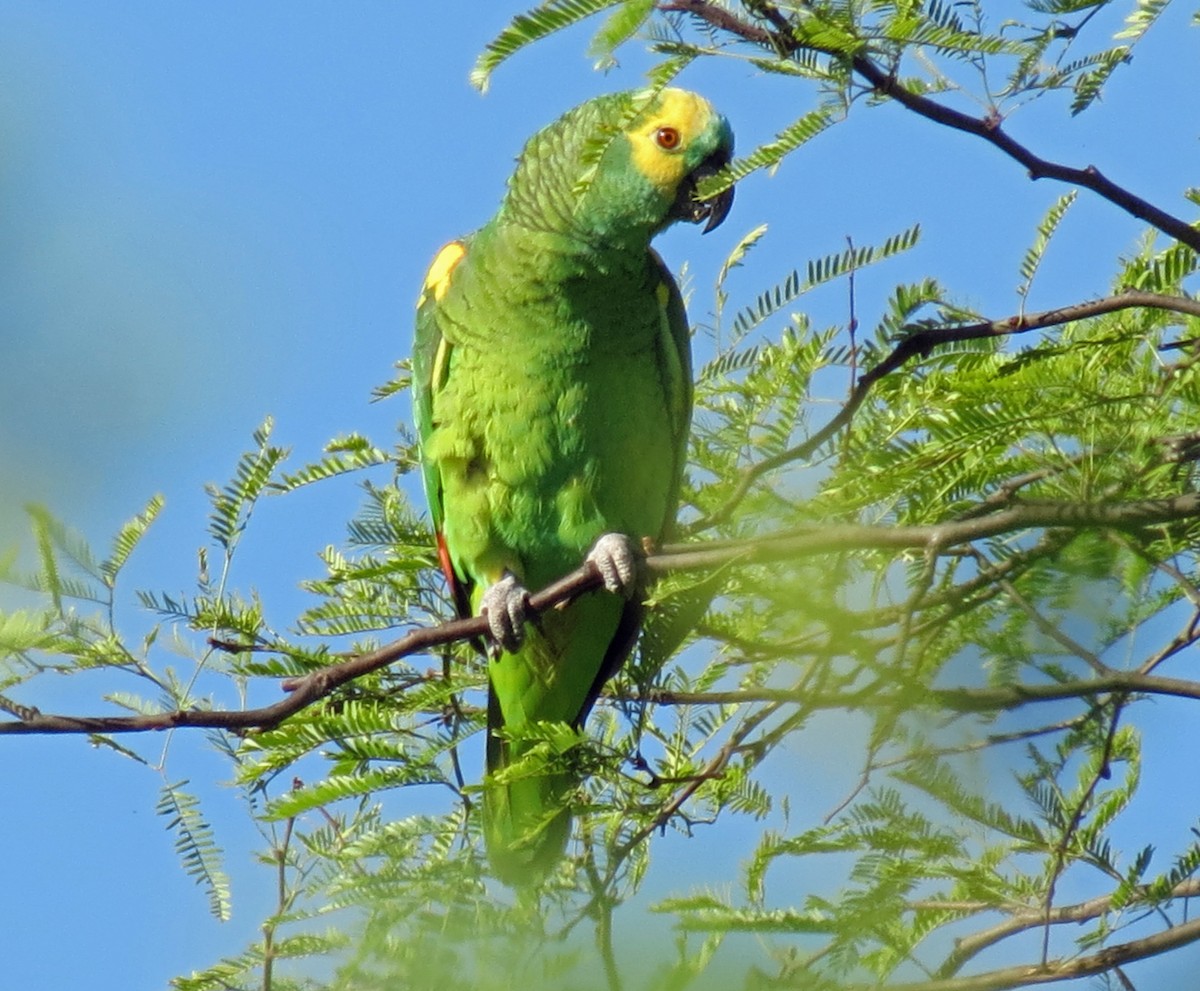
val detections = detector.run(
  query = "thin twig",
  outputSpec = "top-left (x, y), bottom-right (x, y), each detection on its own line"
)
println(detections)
top-left (934, 878), bottom-right (1200, 978)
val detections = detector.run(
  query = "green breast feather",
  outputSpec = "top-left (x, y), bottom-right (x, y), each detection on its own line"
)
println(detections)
top-left (413, 87), bottom-right (734, 885)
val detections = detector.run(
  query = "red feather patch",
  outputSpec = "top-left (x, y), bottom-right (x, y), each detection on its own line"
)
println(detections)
top-left (435, 530), bottom-right (471, 619)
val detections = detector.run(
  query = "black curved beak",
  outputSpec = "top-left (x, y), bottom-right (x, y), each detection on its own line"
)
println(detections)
top-left (674, 149), bottom-right (735, 234)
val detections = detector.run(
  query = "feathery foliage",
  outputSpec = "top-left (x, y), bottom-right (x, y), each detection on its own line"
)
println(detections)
top-left (6, 2), bottom-right (1200, 989)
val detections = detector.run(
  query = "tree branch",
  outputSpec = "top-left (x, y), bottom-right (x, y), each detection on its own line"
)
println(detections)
top-left (4, 491), bottom-right (1199, 736)
top-left (693, 290), bottom-right (1200, 529)
top-left (641, 667), bottom-right (1200, 711)
top-left (932, 879), bottom-right (1200, 979)
top-left (832, 911), bottom-right (1200, 991)
top-left (658, 1), bottom-right (1200, 251)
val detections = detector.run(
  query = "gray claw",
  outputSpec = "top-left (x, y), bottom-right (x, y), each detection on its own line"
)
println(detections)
top-left (587, 532), bottom-right (640, 597)
top-left (481, 573), bottom-right (529, 653)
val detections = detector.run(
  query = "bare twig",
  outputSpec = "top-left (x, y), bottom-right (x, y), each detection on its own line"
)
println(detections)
top-left (934, 879), bottom-right (1200, 979)
top-left (829, 913), bottom-right (1200, 991)
top-left (641, 668), bottom-right (1200, 711)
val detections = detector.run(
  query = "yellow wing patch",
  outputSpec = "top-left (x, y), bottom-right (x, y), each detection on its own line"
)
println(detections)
top-left (628, 88), bottom-right (717, 195)
top-left (431, 335), bottom-right (452, 394)
top-left (419, 241), bottom-right (466, 306)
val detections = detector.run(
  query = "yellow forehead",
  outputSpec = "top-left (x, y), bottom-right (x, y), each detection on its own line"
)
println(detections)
top-left (627, 88), bottom-right (716, 193)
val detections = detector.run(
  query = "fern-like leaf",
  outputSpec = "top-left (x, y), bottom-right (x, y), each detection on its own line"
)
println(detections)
top-left (101, 493), bottom-right (165, 587)
top-left (273, 434), bottom-right (390, 492)
top-left (157, 779), bottom-right (231, 921)
top-left (471, 0), bottom-right (623, 91)
top-left (1018, 191), bottom-right (1077, 299)
top-left (206, 418), bottom-right (288, 551)
top-left (1070, 45), bottom-right (1131, 114)
top-left (699, 107), bottom-right (836, 196)
top-left (588, 0), bottom-right (656, 67)
top-left (728, 224), bottom-right (921, 341)
top-left (0, 610), bottom-right (57, 655)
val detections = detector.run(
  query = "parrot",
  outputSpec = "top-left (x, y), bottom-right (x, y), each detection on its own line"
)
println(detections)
top-left (412, 88), bottom-right (734, 884)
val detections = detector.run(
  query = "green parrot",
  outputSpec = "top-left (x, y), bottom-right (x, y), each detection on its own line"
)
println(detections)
top-left (412, 88), bottom-right (734, 884)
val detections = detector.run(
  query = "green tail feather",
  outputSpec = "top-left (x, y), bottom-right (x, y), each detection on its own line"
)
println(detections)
top-left (482, 764), bottom-right (573, 887)
top-left (483, 686), bottom-right (578, 886)
top-left (481, 594), bottom-right (625, 884)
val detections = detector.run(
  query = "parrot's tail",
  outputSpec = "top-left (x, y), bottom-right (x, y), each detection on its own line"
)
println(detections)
top-left (482, 766), bottom-right (573, 887)
top-left (482, 687), bottom-right (580, 885)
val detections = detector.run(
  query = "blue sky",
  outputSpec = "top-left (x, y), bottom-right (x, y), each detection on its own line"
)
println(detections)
top-left (2, 2), bottom-right (1199, 988)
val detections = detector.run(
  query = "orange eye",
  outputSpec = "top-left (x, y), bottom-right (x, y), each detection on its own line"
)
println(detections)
top-left (655, 126), bottom-right (681, 150)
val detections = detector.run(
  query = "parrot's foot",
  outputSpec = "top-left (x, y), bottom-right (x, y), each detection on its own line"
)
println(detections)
top-left (587, 532), bottom-right (641, 598)
top-left (481, 572), bottom-right (529, 654)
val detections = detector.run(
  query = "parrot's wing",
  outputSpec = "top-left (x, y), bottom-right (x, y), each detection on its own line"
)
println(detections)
top-left (650, 248), bottom-right (695, 542)
top-left (414, 240), bottom-right (473, 619)
top-left (573, 252), bottom-right (695, 722)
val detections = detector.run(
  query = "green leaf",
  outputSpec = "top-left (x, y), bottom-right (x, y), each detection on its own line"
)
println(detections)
top-left (1018, 191), bottom-right (1077, 299)
top-left (1070, 46), bottom-right (1131, 114)
top-left (471, 0), bottom-right (623, 91)
top-left (698, 107), bottom-right (836, 196)
top-left (726, 224), bottom-right (921, 342)
top-left (587, 0), bottom-right (656, 66)
top-left (273, 434), bottom-right (391, 492)
top-left (157, 780), bottom-right (231, 922)
top-left (206, 418), bottom-right (288, 551)
top-left (101, 493), bottom-right (165, 587)
top-left (0, 610), bottom-right (56, 655)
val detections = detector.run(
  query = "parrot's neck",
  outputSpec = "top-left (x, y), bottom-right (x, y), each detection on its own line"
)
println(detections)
top-left (482, 216), bottom-right (652, 276)
top-left (495, 143), bottom-right (666, 256)
top-left (493, 202), bottom-right (656, 258)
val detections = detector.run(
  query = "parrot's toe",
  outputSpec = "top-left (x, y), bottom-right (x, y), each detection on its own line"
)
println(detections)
top-left (587, 532), bottom-right (641, 597)
top-left (481, 572), bottom-right (529, 653)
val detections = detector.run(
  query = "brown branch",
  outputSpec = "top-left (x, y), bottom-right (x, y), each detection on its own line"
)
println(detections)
top-left (670, 490), bottom-right (1200, 573)
top-left (0, 566), bottom-right (604, 736)
top-left (693, 290), bottom-right (1200, 530)
top-left (831, 912), bottom-right (1200, 991)
top-left (659, 1), bottom-right (1200, 251)
top-left (934, 879), bottom-right (1200, 979)
top-left (4, 491), bottom-right (1200, 736)
top-left (642, 667), bottom-right (1200, 711)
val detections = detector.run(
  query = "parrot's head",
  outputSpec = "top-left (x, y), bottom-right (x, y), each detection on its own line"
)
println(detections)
top-left (500, 88), bottom-right (735, 247)
top-left (612, 86), bottom-right (736, 237)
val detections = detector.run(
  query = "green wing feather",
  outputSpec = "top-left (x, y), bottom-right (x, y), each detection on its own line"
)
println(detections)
top-left (650, 247), bottom-right (694, 540)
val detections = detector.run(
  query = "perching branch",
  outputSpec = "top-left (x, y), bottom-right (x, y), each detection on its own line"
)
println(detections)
top-left (4, 490), bottom-right (1200, 736)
